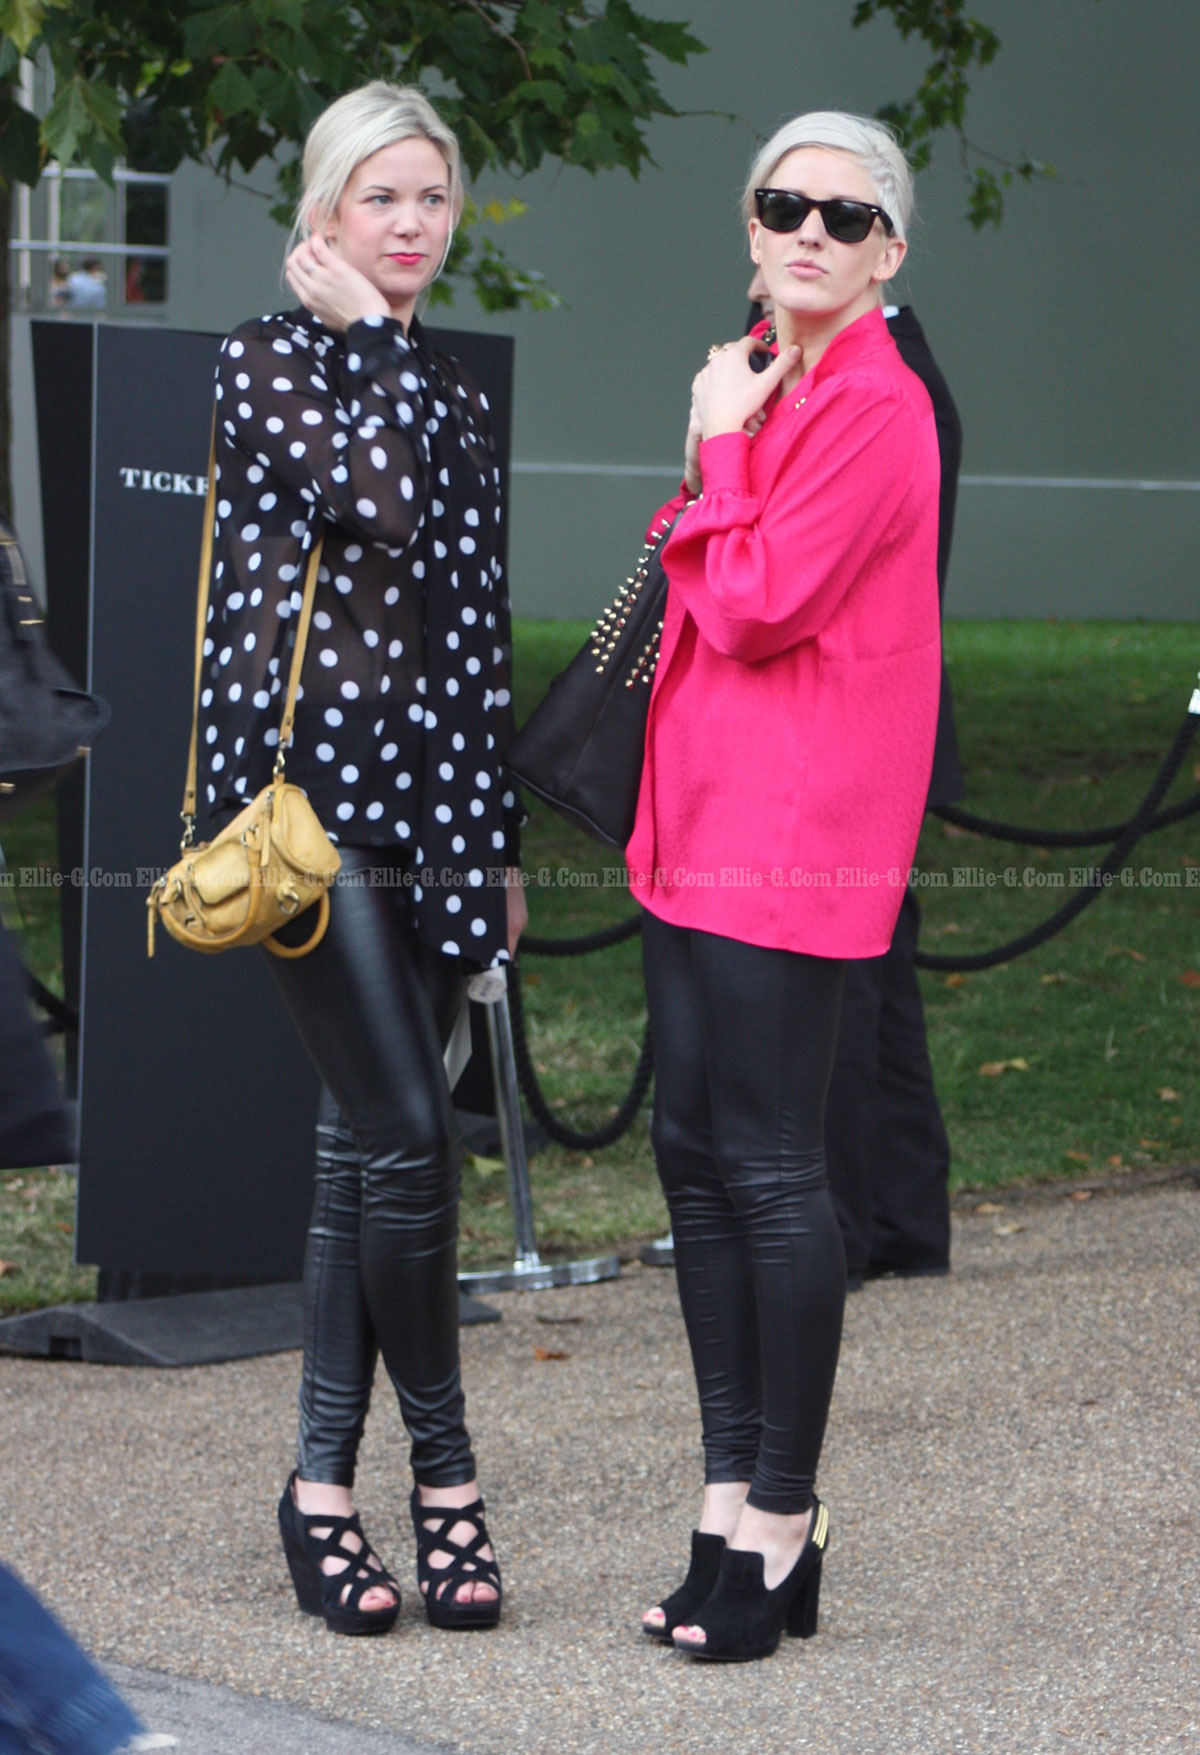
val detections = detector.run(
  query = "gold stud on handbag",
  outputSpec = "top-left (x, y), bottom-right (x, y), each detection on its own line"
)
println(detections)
top-left (146, 426), bottom-right (340, 959)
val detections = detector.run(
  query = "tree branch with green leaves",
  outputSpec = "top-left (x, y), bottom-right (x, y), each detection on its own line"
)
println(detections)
top-left (853, 0), bottom-right (1054, 226)
top-left (0, 0), bottom-right (706, 312)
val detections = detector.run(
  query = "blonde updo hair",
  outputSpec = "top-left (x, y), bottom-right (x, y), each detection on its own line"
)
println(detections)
top-left (741, 111), bottom-right (914, 241)
top-left (289, 81), bottom-right (464, 255)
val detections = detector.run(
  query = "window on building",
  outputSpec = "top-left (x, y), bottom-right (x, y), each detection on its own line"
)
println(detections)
top-left (8, 63), bottom-right (170, 320)
top-left (12, 165), bottom-right (171, 318)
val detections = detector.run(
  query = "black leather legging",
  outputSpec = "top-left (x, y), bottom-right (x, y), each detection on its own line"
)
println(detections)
top-left (641, 912), bottom-right (847, 1515)
top-left (265, 846), bottom-right (475, 1488)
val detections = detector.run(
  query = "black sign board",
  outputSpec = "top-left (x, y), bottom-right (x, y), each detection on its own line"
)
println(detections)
top-left (32, 319), bottom-right (514, 1283)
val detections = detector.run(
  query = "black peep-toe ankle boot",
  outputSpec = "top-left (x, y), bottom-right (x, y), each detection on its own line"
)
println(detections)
top-left (642, 1531), bottom-right (727, 1642)
top-left (674, 1498), bottom-right (829, 1662)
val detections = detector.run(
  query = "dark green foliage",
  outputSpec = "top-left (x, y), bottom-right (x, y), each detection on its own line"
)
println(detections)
top-left (0, 0), bottom-right (706, 311)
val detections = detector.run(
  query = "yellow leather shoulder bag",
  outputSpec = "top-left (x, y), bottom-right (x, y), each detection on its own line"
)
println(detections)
top-left (146, 430), bottom-right (340, 959)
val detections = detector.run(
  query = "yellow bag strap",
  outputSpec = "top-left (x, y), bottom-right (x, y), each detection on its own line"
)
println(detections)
top-left (180, 416), bottom-right (324, 846)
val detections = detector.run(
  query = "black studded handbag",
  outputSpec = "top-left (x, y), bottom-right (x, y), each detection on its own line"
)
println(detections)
top-left (506, 511), bottom-right (681, 848)
top-left (0, 516), bottom-right (109, 825)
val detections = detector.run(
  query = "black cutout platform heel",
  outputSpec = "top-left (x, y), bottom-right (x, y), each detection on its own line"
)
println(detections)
top-left (674, 1498), bottom-right (829, 1662)
top-left (642, 1531), bottom-right (727, 1642)
top-left (278, 1473), bottom-right (400, 1636)
top-left (410, 1487), bottom-right (502, 1630)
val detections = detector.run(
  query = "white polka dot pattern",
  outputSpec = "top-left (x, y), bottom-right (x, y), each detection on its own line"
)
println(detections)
top-left (197, 308), bottom-right (520, 966)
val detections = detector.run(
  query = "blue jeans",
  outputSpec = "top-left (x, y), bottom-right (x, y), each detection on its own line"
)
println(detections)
top-left (0, 1563), bottom-right (142, 1755)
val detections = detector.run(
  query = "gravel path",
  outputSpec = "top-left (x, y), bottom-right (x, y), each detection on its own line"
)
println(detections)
top-left (2, 1175), bottom-right (1198, 1754)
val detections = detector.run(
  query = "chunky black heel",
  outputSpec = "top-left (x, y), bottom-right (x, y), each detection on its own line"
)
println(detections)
top-left (642, 1531), bottom-right (726, 1642)
top-left (410, 1487), bottom-right (502, 1630)
top-left (674, 1498), bottom-right (829, 1662)
top-left (277, 1473), bottom-right (400, 1636)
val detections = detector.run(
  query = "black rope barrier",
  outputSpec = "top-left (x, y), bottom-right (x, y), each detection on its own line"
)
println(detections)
top-left (23, 966), bottom-right (77, 1035)
top-left (508, 960), bottom-right (655, 1151)
top-left (915, 709), bottom-right (1199, 973)
top-left (521, 913), bottom-right (643, 957)
top-left (932, 788), bottom-right (1200, 848)
top-left (509, 689), bottom-right (1199, 1137)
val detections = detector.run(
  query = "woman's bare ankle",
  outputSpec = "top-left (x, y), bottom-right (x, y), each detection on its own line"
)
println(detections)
top-left (292, 1477), bottom-right (354, 1518)
top-left (697, 1481), bottom-right (750, 1541)
top-left (415, 1478), bottom-right (480, 1509)
top-left (729, 1503), bottom-right (813, 1588)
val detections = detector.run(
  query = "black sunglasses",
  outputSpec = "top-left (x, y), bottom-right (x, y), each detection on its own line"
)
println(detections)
top-left (754, 187), bottom-right (895, 244)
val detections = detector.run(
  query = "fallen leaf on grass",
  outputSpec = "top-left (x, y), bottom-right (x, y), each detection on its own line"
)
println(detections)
top-left (994, 1222), bottom-right (1026, 1237)
top-left (1064, 1149), bottom-right (1092, 1164)
top-left (533, 1345), bottom-right (570, 1362)
top-left (56, 1223), bottom-right (71, 1233)
top-left (1107, 1155), bottom-right (1125, 1169)
top-left (1138, 1138), bottom-right (1162, 1150)
top-left (0, 1260), bottom-right (16, 1277)
top-left (1068, 1190), bottom-right (1093, 1202)
top-left (1106, 946), bottom-right (1147, 963)
top-left (978, 1058), bottom-right (1030, 1077)
top-left (1040, 972), bottom-right (1068, 986)
top-left (942, 822), bottom-right (975, 840)
top-left (1158, 1088), bottom-right (1181, 1102)
top-left (944, 973), bottom-right (969, 988)
top-left (466, 1153), bottom-right (506, 1179)
top-left (1178, 971), bottom-right (1200, 988)
top-left (974, 1201), bottom-right (1004, 1215)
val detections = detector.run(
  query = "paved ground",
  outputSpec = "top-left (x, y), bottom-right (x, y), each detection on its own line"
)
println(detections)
top-left (2, 1172), bottom-right (1199, 1755)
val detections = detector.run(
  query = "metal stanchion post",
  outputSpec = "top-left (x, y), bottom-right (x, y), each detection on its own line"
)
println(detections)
top-left (458, 974), bottom-right (621, 1295)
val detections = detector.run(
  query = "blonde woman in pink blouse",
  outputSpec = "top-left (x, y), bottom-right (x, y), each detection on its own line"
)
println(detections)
top-left (632, 112), bottom-right (941, 1662)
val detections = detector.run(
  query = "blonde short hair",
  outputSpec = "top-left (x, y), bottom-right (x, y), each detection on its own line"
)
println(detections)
top-left (741, 111), bottom-right (914, 241)
top-left (289, 81), bottom-right (463, 253)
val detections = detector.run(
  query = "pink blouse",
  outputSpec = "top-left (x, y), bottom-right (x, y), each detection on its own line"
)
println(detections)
top-left (625, 307), bottom-right (942, 959)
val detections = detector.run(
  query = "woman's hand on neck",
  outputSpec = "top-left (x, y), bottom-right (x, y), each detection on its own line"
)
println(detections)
top-left (694, 334), bottom-right (802, 445)
top-left (285, 232), bottom-right (395, 334)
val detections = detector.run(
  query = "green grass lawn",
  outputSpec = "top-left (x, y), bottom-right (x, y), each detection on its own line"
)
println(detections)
top-left (504, 617), bottom-right (1199, 1222)
top-left (906, 622), bottom-right (1198, 1187)
top-left (1, 619), bottom-right (1197, 1307)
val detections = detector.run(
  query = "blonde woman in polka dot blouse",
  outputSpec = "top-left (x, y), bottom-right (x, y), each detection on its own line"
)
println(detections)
top-left (197, 82), bottom-right (525, 1637)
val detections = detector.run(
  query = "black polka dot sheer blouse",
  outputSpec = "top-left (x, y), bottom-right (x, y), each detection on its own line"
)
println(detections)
top-left (197, 307), bottom-right (521, 966)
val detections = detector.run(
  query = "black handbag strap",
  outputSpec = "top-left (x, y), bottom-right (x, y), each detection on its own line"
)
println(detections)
top-left (0, 519), bottom-right (49, 677)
